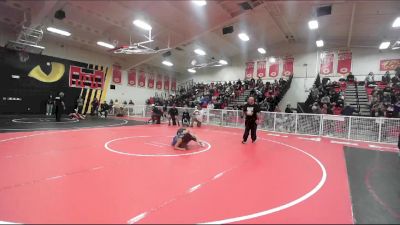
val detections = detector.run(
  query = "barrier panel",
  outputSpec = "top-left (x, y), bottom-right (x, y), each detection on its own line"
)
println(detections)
top-left (125, 105), bottom-right (400, 144)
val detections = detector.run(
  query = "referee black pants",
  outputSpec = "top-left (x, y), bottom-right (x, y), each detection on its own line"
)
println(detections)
top-left (243, 120), bottom-right (257, 142)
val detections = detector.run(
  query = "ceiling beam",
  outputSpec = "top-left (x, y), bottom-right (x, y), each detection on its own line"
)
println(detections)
top-left (262, 3), bottom-right (291, 43)
top-left (347, 2), bottom-right (356, 47)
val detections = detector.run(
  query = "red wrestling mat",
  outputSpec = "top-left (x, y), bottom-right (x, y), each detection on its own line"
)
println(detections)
top-left (0, 124), bottom-right (373, 224)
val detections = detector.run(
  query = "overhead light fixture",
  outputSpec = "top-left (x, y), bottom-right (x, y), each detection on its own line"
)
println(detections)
top-left (308, 20), bottom-right (319, 30)
top-left (269, 57), bottom-right (276, 63)
top-left (46, 27), bottom-right (71, 36)
top-left (192, 0), bottom-right (207, 6)
top-left (97, 41), bottom-right (115, 49)
top-left (218, 59), bottom-right (228, 65)
top-left (392, 17), bottom-right (400, 28)
top-left (188, 68), bottom-right (196, 73)
top-left (238, 33), bottom-right (250, 41)
top-left (257, 48), bottom-right (266, 54)
top-left (194, 49), bottom-right (206, 56)
top-left (133, 19), bottom-right (152, 30)
top-left (379, 41), bottom-right (390, 50)
top-left (316, 39), bottom-right (324, 47)
top-left (162, 60), bottom-right (173, 67)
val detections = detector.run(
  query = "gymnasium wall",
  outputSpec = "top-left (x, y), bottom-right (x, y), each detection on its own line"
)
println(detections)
top-left (0, 47), bottom-right (112, 114)
top-left (106, 69), bottom-right (174, 106)
top-left (182, 47), bottom-right (399, 107)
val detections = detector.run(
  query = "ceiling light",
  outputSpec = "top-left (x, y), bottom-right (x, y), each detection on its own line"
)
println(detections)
top-left (316, 39), bottom-right (324, 47)
top-left (192, 0), bottom-right (207, 6)
top-left (133, 19), bottom-right (152, 30)
top-left (379, 41), bottom-right (390, 50)
top-left (162, 60), bottom-right (173, 67)
top-left (392, 17), bottom-right (400, 28)
top-left (46, 27), bottom-right (71, 36)
top-left (269, 57), bottom-right (276, 63)
top-left (97, 41), bottom-right (115, 49)
top-left (218, 60), bottom-right (228, 65)
top-left (257, 48), bottom-right (266, 54)
top-left (392, 46), bottom-right (400, 50)
top-left (194, 49), bottom-right (206, 56)
top-left (188, 68), bottom-right (196, 73)
top-left (238, 33), bottom-right (250, 41)
top-left (308, 20), bottom-right (319, 30)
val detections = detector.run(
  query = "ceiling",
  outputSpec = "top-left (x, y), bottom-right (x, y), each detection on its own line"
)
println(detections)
top-left (0, 0), bottom-right (399, 74)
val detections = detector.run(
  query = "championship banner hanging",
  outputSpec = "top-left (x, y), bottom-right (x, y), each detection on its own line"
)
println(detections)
top-left (147, 73), bottom-right (155, 89)
top-left (128, 69), bottom-right (136, 86)
top-left (112, 65), bottom-right (122, 84)
top-left (380, 59), bottom-right (400, 71)
top-left (245, 62), bottom-right (255, 79)
top-left (164, 76), bottom-right (170, 91)
top-left (138, 70), bottom-right (146, 87)
top-left (282, 57), bottom-right (294, 77)
top-left (171, 77), bottom-right (177, 91)
top-left (337, 51), bottom-right (352, 76)
top-left (269, 62), bottom-right (279, 78)
top-left (320, 52), bottom-right (334, 76)
top-left (256, 61), bottom-right (266, 78)
top-left (156, 74), bottom-right (162, 90)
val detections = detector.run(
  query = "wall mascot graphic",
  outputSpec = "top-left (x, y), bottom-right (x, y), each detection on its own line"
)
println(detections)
top-left (28, 62), bottom-right (65, 83)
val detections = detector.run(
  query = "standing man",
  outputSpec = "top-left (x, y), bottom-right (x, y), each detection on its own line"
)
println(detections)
top-left (242, 96), bottom-right (261, 144)
top-left (46, 94), bottom-right (54, 116)
top-left (191, 105), bottom-right (203, 127)
top-left (54, 92), bottom-right (65, 122)
top-left (168, 104), bottom-right (179, 126)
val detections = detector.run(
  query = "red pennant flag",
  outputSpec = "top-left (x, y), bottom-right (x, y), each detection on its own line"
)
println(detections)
top-left (269, 62), bottom-right (279, 78)
top-left (245, 62), bottom-right (255, 79)
top-left (138, 70), bottom-right (146, 87)
top-left (379, 59), bottom-right (400, 71)
top-left (147, 73), bottom-right (155, 89)
top-left (256, 61), bottom-right (266, 78)
top-left (320, 51), bottom-right (334, 76)
top-left (112, 65), bottom-right (122, 84)
top-left (282, 57), bottom-right (294, 77)
top-left (164, 76), bottom-right (170, 91)
top-left (337, 51), bottom-right (352, 76)
top-left (156, 73), bottom-right (162, 90)
top-left (128, 69), bottom-right (136, 86)
top-left (171, 77), bottom-right (177, 91)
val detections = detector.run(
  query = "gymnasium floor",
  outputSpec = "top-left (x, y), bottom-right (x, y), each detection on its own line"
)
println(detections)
top-left (0, 115), bottom-right (399, 224)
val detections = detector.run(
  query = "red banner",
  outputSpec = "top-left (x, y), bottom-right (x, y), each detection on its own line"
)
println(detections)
top-left (256, 61), bottom-right (267, 78)
top-left (269, 62), bottom-right (279, 78)
top-left (112, 65), bottom-right (122, 84)
top-left (380, 59), bottom-right (400, 71)
top-left (337, 51), bottom-right (352, 76)
top-left (320, 52), bottom-right (334, 76)
top-left (282, 57), bottom-right (294, 77)
top-left (147, 73), bottom-right (155, 89)
top-left (138, 70), bottom-right (146, 87)
top-left (171, 77), bottom-right (176, 91)
top-left (245, 62), bottom-right (255, 79)
top-left (156, 74), bottom-right (162, 90)
top-left (128, 69), bottom-right (136, 86)
top-left (164, 76), bottom-right (170, 91)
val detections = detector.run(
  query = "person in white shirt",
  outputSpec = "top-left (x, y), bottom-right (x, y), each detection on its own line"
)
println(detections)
top-left (207, 102), bottom-right (214, 109)
top-left (191, 105), bottom-right (203, 127)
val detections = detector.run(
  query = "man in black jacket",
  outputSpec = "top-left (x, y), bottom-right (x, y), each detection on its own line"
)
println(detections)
top-left (242, 97), bottom-right (261, 144)
top-left (168, 104), bottom-right (179, 126)
top-left (54, 92), bottom-right (65, 122)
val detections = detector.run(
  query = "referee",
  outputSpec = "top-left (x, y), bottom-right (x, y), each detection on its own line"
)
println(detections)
top-left (242, 96), bottom-right (261, 144)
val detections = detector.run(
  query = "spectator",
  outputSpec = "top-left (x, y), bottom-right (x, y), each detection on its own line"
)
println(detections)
top-left (91, 97), bottom-right (99, 116)
top-left (346, 72), bottom-right (355, 82)
top-left (383, 71), bottom-right (391, 83)
top-left (46, 94), bottom-right (54, 116)
top-left (285, 104), bottom-right (293, 113)
top-left (341, 103), bottom-right (357, 116)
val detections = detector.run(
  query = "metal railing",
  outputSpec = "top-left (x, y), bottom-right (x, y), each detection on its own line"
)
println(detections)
top-left (112, 105), bottom-right (400, 145)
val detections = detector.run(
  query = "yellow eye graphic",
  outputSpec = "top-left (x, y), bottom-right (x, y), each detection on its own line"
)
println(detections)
top-left (28, 62), bottom-right (65, 83)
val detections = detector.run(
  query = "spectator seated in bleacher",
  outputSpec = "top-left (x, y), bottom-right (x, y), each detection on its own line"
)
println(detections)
top-left (341, 102), bottom-right (358, 116)
top-left (365, 72), bottom-right (376, 87)
top-left (346, 72), bottom-right (355, 83)
top-left (382, 71), bottom-right (391, 84)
